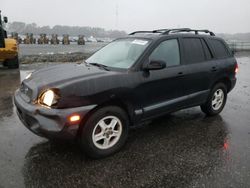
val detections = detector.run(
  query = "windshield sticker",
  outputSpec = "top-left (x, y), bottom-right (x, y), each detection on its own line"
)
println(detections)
top-left (132, 40), bottom-right (148, 45)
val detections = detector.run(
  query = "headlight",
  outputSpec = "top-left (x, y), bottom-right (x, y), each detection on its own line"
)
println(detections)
top-left (39, 89), bottom-right (59, 107)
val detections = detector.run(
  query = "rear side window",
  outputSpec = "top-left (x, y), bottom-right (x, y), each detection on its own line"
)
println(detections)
top-left (182, 38), bottom-right (206, 64)
top-left (149, 39), bottom-right (180, 67)
top-left (201, 39), bottom-right (212, 60)
top-left (209, 39), bottom-right (230, 58)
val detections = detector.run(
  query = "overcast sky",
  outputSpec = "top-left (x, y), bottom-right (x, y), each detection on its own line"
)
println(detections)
top-left (1, 0), bottom-right (250, 33)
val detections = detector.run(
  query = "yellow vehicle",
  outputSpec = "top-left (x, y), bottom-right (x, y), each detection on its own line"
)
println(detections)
top-left (24, 33), bottom-right (35, 44)
top-left (11, 32), bottom-right (22, 44)
top-left (0, 11), bottom-right (19, 69)
top-left (38, 34), bottom-right (49, 44)
top-left (50, 34), bottom-right (59, 45)
top-left (77, 35), bottom-right (85, 45)
top-left (62, 34), bottom-right (70, 45)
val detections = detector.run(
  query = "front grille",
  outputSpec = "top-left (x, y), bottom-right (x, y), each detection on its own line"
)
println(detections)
top-left (16, 105), bottom-right (38, 131)
top-left (20, 83), bottom-right (33, 102)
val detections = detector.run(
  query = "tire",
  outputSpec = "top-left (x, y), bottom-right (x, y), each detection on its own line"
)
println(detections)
top-left (80, 106), bottom-right (129, 159)
top-left (6, 56), bottom-right (19, 69)
top-left (201, 83), bottom-right (227, 116)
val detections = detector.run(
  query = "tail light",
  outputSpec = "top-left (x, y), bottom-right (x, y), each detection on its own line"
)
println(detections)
top-left (235, 63), bottom-right (239, 74)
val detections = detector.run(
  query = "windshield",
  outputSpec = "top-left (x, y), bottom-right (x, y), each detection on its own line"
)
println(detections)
top-left (86, 38), bottom-right (150, 69)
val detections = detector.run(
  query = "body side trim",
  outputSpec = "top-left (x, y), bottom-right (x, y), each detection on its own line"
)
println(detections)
top-left (143, 90), bottom-right (209, 112)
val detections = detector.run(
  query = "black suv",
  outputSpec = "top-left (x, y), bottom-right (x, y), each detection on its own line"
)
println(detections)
top-left (14, 28), bottom-right (237, 158)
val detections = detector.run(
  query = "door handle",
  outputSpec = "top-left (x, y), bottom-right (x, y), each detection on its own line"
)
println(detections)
top-left (177, 72), bottom-right (185, 77)
top-left (211, 66), bottom-right (217, 72)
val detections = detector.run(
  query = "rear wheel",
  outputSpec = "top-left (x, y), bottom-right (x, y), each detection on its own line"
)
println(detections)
top-left (80, 106), bottom-right (129, 158)
top-left (5, 56), bottom-right (19, 69)
top-left (201, 83), bottom-right (227, 116)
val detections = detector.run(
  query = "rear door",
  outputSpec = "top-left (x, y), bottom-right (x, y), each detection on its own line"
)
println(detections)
top-left (180, 37), bottom-right (217, 105)
top-left (207, 38), bottom-right (236, 84)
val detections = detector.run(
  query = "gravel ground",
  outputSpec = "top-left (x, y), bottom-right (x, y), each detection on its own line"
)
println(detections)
top-left (19, 43), bottom-right (107, 64)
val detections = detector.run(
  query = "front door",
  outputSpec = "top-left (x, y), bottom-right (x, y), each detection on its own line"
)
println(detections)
top-left (137, 38), bottom-right (186, 119)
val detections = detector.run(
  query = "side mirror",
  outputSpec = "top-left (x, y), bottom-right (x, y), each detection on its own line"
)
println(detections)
top-left (3, 16), bottom-right (8, 23)
top-left (144, 60), bottom-right (166, 71)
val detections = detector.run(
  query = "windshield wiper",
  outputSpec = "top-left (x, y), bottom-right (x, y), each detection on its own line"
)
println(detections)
top-left (88, 62), bottom-right (110, 71)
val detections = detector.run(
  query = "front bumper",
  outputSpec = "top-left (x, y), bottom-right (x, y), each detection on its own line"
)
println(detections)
top-left (14, 89), bottom-right (96, 140)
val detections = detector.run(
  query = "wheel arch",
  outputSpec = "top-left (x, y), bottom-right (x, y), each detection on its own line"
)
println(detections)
top-left (77, 98), bottom-right (135, 138)
top-left (212, 77), bottom-right (232, 93)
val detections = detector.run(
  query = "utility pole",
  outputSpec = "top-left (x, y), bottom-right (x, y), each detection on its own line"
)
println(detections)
top-left (115, 2), bottom-right (118, 29)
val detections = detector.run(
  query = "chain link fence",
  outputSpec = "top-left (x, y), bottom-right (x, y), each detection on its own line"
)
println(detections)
top-left (227, 41), bottom-right (250, 51)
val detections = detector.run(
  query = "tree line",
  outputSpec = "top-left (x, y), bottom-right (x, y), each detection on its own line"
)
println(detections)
top-left (7, 22), bottom-right (127, 38)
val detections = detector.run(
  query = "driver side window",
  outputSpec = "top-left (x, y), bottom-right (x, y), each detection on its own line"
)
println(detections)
top-left (149, 39), bottom-right (180, 67)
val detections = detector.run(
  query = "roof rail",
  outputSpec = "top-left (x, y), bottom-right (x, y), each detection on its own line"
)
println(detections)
top-left (162, 28), bottom-right (215, 36)
top-left (129, 30), bottom-right (162, 35)
top-left (129, 28), bottom-right (189, 35)
top-left (129, 28), bottom-right (215, 36)
top-left (153, 28), bottom-right (190, 33)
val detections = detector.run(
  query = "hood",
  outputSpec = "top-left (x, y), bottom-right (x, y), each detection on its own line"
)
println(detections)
top-left (26, 63), bottom-right (110, 87)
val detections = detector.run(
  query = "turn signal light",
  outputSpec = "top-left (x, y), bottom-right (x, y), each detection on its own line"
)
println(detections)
top-left (69, 115), bottom-right (80, 122)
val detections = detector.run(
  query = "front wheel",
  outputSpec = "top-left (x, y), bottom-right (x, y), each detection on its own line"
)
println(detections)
top-left (80, 106), bottom-right (129, 159)
top-left (201, 83), bottom-right (227, 116)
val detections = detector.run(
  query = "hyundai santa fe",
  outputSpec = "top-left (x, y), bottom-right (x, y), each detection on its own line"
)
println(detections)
top-left (14, 28), bottom-right (238, 158)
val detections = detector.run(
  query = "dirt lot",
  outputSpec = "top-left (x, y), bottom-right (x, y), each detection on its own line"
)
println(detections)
top-left (0, 52), bottom-right (250, 188)
top-left (19, 43), bottom-right (107, 64)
